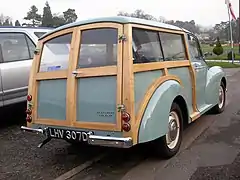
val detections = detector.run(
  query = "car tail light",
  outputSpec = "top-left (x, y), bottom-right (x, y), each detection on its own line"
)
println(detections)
top-left (27, 95), bottom-right (32, 101)
top-left (26, 115), bottom-right (32, 123)
top-left (26, 109), bottom-right (32, 115)
top-left (122, 112), bottom-right (130, 122)
top-left (122, 123), bottom-right (131, 132)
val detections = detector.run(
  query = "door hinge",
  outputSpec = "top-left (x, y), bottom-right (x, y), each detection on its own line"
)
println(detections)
top-left (117, 104), bottom-right (126, 112)
top-left (118, 34), bottom-right (127, 43)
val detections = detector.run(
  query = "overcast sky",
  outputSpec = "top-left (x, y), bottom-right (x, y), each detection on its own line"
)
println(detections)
top-left (0, 0), bottom-right (239, 27)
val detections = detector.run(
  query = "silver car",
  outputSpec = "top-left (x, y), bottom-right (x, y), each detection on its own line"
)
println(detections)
top-left (0, 27), bottom-right (51, 107)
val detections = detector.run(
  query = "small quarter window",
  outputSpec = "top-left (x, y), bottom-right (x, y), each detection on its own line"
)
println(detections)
top-left (34, 32), bottom-right (47, 38)
top-left (132, 28), bottom-right (163, 64)
top-left (26, 36), bottom-right (36, 59)
top-left (78, 28), bottom-right (118, 68)
top-left (187, 34), bottom-right (202, 60)
top-left (39, 33), bottom-right (72, 72)
top-left (159, 32), bottom-right (186, 61)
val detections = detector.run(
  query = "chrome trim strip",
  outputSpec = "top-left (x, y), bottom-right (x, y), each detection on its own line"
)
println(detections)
top-left (88, 135), bottom-right (133, 148)
top-left (20, 126), bottom-right (46, 135)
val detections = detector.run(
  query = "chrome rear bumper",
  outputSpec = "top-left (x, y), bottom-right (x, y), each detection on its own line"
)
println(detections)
top-left (20, 126), bottom-right (133, 148)
top-left (21, 126), bottom-right (47, 135)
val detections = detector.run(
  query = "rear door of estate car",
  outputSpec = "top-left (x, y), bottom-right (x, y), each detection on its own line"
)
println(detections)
top-left (30, 23), bottom-right (124, 136)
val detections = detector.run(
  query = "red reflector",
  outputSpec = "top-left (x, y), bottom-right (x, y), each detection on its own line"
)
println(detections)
top-left (26, 109), bottom-right (32, 115)
top-left (27, 95), bottom-right (32, 101)
top-left (122, 112), bottom-right (130, 122)
top-left (26, 115), bottom-right (32, 123)
top-left (122, 123), bottom-right (131, 132)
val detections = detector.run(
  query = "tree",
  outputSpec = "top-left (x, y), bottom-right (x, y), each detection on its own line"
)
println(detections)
top-left (41, 1), bottom-right (53, 27)
top-left (15, 20), bottom-right (21, 26)
top-left (213, 37), bottom-right (224, 56)
top-left (118, 9), bottom-right (157, 21)
top-left (3, 19), bottom-right (11, 26)
top-left (24, 5), bottom-right (42, 26)
top-left (63, 8), bottom-right (78, 24)
top-left (52, 14), bottom-right (66, 27)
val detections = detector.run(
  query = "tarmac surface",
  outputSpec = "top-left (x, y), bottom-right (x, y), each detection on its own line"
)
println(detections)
top-left (0, 68), bottom-right (240, 180)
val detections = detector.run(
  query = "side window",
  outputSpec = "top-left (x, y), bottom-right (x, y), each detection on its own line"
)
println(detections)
top-left (159, 32), bottom-right (186, 61)
top-left (26, 36), bottom-right (36, 59)
top-left (187, 34), bottom-right (203, 61)
top-left (78, 28), bottom-right (118, 68)
top-left (0, 33), bottom-right (31, 62)
top-left (132, 28), bottom-right (163, 64)
top-left (39, 33), bottom-right (72, 72)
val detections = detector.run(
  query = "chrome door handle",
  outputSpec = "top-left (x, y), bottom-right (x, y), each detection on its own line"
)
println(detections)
top-left (72, 70), bottom-right (83, 77)
top-left (195, 66), bottom-right (205, 70)
top-left (72, 70), bottom-right (78, 75)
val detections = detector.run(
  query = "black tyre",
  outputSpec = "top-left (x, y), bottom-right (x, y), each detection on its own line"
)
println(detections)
top-left (211, 81), bottom-right (226, 114)
top-left (153, 102), bottom-right (183, 159)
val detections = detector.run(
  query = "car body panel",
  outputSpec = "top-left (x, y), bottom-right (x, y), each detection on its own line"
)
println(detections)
top-left (205, 66), bottom-right (226, 107)
top-left (0, 69), bottom-right (3, 107)
top-left (138, 80), bottom-right (182, 143)
top-left (0, 27), bottom-right (51, 107)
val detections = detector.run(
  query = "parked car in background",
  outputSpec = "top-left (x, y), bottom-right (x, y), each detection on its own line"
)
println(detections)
top-left (0, 27), bottom-right (52, 107)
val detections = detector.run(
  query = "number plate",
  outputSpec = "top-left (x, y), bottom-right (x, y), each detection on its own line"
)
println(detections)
top-left (48, 127), bottom-right (89, 142)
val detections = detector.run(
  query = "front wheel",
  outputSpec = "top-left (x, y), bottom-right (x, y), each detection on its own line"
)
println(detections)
top-left (153, 102), bottom-right (183, 159)
top-left (211, 81), bottom-right (226, 114)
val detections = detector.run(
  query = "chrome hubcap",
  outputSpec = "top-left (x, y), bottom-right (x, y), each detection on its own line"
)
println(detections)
top-left (166, 111), bottom-right (180, 149)
top-left (218, 86), bottom-right (224, 109)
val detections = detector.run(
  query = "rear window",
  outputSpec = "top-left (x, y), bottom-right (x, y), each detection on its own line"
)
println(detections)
top-left (34, 32), bottom-right (47, 38)
top-left (78, 28), bottom-right (118, 68)
top-left (39, 33), bottom-right (72, 72)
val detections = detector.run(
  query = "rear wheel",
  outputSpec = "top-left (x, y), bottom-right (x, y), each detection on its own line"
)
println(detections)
top-left (211, 81), bottom-right (226, 114)
top-left (154, 102), bottom-right (183, 159)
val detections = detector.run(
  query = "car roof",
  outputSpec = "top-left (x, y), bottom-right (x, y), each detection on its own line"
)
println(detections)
top-left (40, 16), bottom-right (189, 40)
top-left (0, 26), bottom-right (52, 43)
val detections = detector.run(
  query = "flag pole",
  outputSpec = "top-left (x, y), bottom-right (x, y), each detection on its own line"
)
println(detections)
top-left (238, 5), bottom-right (240, 54)
top-left (226, 1), bottom-right (235, 63)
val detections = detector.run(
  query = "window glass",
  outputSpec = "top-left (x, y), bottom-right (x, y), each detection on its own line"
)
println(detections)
top-left (78, 28), bottom-right (118, 68)
top-left (39, 33), bottom-right (72, 72)
top-left (0, 33), bottom-right (30, 62)
top-left (132, 28), bottom-right (163, 64)
top-left (26, 36), bottom-right (36, 58)
top-left (159, 32), bottom-right (186, 61)
top-left (34, 32), bottom-right (47, 38)
top-left (187, 34), bottom-right (202, 60)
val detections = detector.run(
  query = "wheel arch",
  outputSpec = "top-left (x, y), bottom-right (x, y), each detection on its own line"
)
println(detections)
top-left (221, 76), bottom-right (227, 90)
top-left (173, 95), bottom-right (190, 128)
top-left (136, 79), bottom-right (183, 144)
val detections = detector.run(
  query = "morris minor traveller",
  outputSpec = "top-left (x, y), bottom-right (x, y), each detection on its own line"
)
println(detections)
top-left (21, 16), bottom-right (227, 159)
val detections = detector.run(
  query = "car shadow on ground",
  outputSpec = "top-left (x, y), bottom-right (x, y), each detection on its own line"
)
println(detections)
top-left (0, 102), bottom-right (27, 129)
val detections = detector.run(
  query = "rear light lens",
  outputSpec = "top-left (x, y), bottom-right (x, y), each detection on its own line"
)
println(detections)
top-left (26, 109), bottom-right (32, 115)
top-left (27, 95), bottom-right (32, 101)
top-left (26, 115), bottom-right (32, 123)
top-left (122, 112), bottom-right (130, 122)
top-left (122, 123), bottom-right (131, 132)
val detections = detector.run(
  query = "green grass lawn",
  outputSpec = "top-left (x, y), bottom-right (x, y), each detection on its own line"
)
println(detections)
top-left (206, 61), bottom-right (240, 68)
top-left (201, 44), bottom-right (240, 60)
